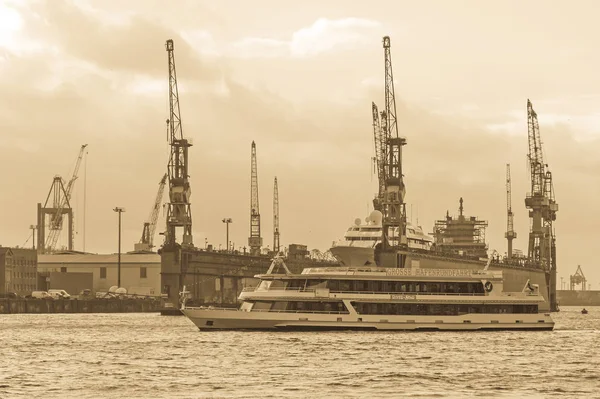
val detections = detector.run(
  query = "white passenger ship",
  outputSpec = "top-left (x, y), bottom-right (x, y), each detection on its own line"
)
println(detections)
top-left (181, 256), bottom-right (554, 331)
top-left (329, 210), bottom-right (433, 267)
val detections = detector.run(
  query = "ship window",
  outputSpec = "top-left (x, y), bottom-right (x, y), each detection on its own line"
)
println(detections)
top-left (252, 301), bottom-right (273, 311)
top-left (351, 302), bottom-right (538, 316)
top-left (306, 279), bottom-right (327, 289)
top-left (287, 279), bottom-right (306, 289)
top-left (284, 301), bottom-right (348, 314)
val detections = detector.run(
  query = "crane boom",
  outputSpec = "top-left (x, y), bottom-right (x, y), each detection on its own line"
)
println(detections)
top-left (372, 102), bottom-right (386, 200)
top-left (45, 144), bottom-right (88, 252)
top-left (248, 141), bottom-right (262, 255)
top-left (505, 163), bottom-right (516, 259)
top-left (137, 173), bottom-right (167, 251)
top-left (527, 99), bottom-right (545, 196)
top-left (273, 177), bottom-right (280, 254)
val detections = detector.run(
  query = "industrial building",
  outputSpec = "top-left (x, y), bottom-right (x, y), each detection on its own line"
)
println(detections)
top-left (37, 253), bottom-right (160, 296)
top-left (0, 247), bottom-right (38, 296)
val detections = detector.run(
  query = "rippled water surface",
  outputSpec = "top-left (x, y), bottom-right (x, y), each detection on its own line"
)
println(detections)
top-left (1, 306), bottom-right (599, 398)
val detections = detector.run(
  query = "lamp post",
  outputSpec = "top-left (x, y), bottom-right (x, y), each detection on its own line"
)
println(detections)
top-left (222, 218), bottom-right (232, 253)
top-left (30, 225), bottom-right (37, 251)
top-left (113, 207), bottom-right (125, 287)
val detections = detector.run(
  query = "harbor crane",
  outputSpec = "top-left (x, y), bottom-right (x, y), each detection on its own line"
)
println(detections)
top-left (135, 173), bottom-right (167, 252)
top-left (248, 141), bottom-right (263, 256)
top-left (161, 38), bottom-right (194, 304)
top-left (505, 164), bottom-right (517, 259)
top-left (569, 265), bottom-right (587, 291)
top-left (164, 39), bottom-right (193, 249)
top-left (37, 144), bottom-right (88, 253)
top-left (525, 99), bottom-right (559, 311)
top-left (380, 36), bottom-right (407, 255)
top-left (273, 176), bottom-right (280, 254)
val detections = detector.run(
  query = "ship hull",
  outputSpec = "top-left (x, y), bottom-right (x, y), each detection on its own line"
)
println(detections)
top-left (182, 307), bottom-right (554, 331)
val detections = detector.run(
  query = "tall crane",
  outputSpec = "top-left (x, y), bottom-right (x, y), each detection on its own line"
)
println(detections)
top-left (164, 39), bottom-right (193, 249)
top-left (248, 141), bottom-right (262, 255)
top-left (371, 102), bottom-right (386, 211)
top-left (273, 176), bottom-right (280, 254)
top-left (525, 99), bottom-right (559, 311)
top-left (135, 173), bottom-right (167, 252)
top-left (38, 144), bottom-right (88, 253)
top-left (380, 36), bottom-right (407, 255)
top-left (505, 164), bottom-right (517, 259)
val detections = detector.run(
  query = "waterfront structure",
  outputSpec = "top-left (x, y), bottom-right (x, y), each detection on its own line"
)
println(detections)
top-left (0, 247), bottom-right (38, 296)
top-left (37, 253), bottom-right (160, 295)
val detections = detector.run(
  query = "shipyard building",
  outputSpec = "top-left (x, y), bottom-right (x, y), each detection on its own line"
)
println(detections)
top-left (37, 253), bottom-right (160, 296)
top-left (0, 247), bottom-right (38, 296)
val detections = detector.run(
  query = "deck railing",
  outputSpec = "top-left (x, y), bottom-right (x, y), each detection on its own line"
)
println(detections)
top-left (242, 287), bottom-right (487, 296)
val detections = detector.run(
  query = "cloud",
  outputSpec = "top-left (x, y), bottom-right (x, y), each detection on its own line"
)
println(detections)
top-left (231, 17), bottom-right (382, 59)
top-left (16, 0), bottom-right (219, 80)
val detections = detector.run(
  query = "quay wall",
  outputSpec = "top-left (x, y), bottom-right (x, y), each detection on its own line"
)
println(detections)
top-left (557, 290), bottom-right (600, 306)
top-left (0, 298), bottom-right (164, 314)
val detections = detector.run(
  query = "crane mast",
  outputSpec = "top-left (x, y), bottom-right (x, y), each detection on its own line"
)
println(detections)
top-left (43, 144), bottom-right (88, 253)
top-left (505, 164), bottom-right (516, 259)
top-left (164, 39), bottom-right (193, 248)
top-left (273, 177), bottom-right (280, 254)
top-left (136, 173), bottom-right (167, 252)
top-left (525, 99), bottom-right (558, 311)
top-left (380, 36), bottom-right (407, 254)
top-left (248, 141), bottom-right (262, 255)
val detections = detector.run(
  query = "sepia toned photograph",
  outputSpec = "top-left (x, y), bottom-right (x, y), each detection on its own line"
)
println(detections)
top-left (0, 0), bottom-right (598, 398)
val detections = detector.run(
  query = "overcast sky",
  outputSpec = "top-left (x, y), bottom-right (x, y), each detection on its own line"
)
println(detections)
top-left (1, 0), bottom-right (599, 286)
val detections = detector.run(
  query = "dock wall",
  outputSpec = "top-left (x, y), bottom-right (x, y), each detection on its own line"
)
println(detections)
top-left (0, 298), bottom-right (164, 314)
top-left (557, 290), bottom-right (600, 306)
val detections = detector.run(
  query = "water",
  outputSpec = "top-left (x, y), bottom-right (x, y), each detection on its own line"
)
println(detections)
top-left (1, 306), bottom-right (598, 399)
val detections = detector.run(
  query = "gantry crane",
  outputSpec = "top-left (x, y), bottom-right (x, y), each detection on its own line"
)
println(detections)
top-left (248, 141), bottom-right (262, 255)
top-left (380, 36), bottom-right (407, 255)
top-left (135, 173), bottom-right (167, 252)
top-left (505, 164), bottom-right (517, 259)
top-left (164, 39), bottom-right (193, 249)
top-left (273, 176), bottom-right (280, 254)
top-left (525, 99), bottom-right (559, 311)
top-left (569, 265), bottom-right (587, 291)
top-left (37, 144), bottom-right (88, 253)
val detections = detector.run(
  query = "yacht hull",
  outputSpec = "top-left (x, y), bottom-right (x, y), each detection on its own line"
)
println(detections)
top-left (329, 245), bottom-right (375, 267)
top-left (182, 308), bottom-right (554, 331)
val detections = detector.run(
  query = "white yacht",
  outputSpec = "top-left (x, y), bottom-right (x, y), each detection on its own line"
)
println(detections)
top-left (329, 210), bottom-right (433, 267)
top-left (181, 256), bottom-right (554, 331)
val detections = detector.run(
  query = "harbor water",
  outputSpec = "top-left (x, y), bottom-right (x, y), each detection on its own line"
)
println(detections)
top-left (1, 306), bottom-right (598, 398)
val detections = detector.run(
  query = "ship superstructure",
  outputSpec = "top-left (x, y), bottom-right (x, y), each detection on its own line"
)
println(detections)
top-left (433, 198), bottom-right (488, 259)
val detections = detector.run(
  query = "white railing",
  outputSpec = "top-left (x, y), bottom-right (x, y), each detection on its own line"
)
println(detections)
top-left (243, 287), bottom-right (486, 296)
top-left (249, 309), bottom-right (349, 314)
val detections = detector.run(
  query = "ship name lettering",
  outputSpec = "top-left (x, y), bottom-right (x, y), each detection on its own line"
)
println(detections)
top-left (390, 294), bottom-right (417, 300)
top-left (385, 268), bottom-right (472, 277)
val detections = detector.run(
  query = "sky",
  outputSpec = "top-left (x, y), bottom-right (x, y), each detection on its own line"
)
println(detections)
top-left (1, 0), bottom-right (599, 287)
